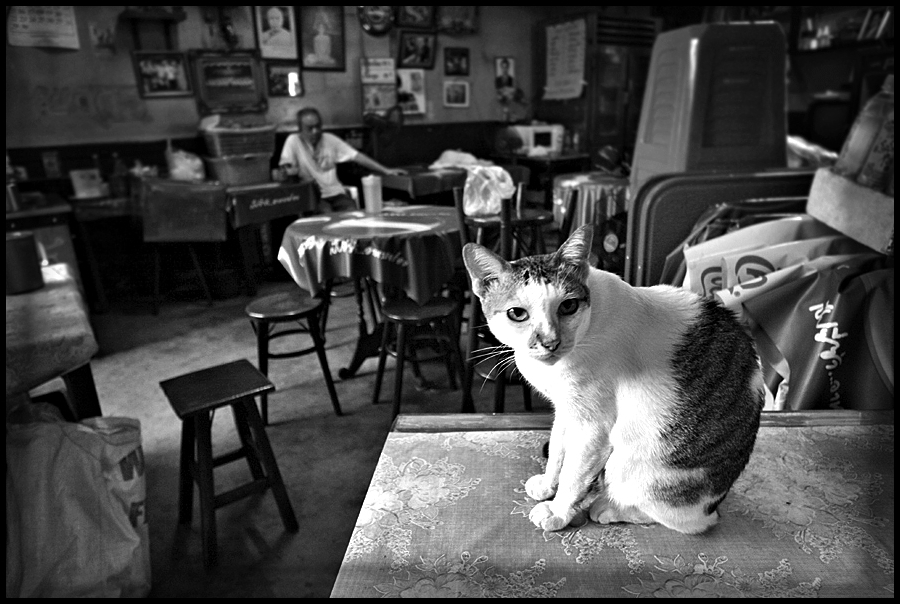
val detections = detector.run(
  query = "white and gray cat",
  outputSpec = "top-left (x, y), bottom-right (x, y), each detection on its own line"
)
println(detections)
top-left (462, 225), bottom-right (764, 534)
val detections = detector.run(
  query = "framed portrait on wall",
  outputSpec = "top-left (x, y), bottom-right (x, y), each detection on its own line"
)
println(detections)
top-left (397, 6), bottom-right (436, 30)
top-left (265, 61), bottom-right (303, 97)
top-left (495, 56), bottom-right (516, 90)
top-left (253, 6), bottom-right (299, 60)
top-left (396, 68), bottom-right (426, 115)
top-left (397, 30), bottom-right (436, 69)
top-left (300, 5), bottom-right (346, 71)
top-left (443, 80), bottom-right (469, 108)
top-left (438, 6), bottom-right (478, 34)
top-left (443, 47), bottom-right (469, 76)
top-left (132, 51), bottom-right (193, 98)
top-left (190, 50), bottom-right (267, 115)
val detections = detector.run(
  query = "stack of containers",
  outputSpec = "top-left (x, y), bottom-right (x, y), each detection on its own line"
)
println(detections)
top-left (202, 121), bottom-right (276, 187)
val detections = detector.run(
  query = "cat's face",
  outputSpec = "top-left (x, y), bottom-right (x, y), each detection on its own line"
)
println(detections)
top-left (463, 226), bottom-right (594, 365)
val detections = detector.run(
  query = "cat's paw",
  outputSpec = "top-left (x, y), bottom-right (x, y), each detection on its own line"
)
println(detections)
top-left (529, 501), bottom-right (573, 532)
top-left (588, 498), bottom-right (655, 526)
top-left (525, 474), bottom-right (556, 501)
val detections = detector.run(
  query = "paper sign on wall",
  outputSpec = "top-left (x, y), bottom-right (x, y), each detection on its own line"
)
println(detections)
top-left (543, 18), bottom-right (586, 101)
top-left (7, 6), bottom-right (80, 50)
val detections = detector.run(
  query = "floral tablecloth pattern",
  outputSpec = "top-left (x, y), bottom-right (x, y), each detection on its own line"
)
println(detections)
top-left (332, 424), bottom-right (894, 598)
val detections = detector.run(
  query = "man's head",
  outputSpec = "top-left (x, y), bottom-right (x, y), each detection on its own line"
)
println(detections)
top-left (267, 7), bottom-right (285, 31)
top-left (297, 108), bottom-right (323, 147)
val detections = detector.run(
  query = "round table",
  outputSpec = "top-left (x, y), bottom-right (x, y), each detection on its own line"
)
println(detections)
top-left (552, 171), bottom-right (630, 232)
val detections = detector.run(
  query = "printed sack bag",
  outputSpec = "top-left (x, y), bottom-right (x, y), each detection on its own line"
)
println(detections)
top-left (6, 415), bottom-right (150, 597)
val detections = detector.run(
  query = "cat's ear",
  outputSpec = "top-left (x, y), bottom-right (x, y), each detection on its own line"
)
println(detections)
top-left (558, 225), bottom-right (593, 266)
top-left (462, 242), bottom-right (510, 297)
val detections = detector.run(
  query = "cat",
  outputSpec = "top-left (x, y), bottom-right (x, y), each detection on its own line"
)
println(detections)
top-left (462, 225), bottom-right (765, 534)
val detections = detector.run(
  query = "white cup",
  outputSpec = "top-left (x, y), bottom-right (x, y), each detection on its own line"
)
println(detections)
top-left (361, 175), bottom-right (383, 213)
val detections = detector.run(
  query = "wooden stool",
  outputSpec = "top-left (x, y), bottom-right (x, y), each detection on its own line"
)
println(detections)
top-left (245, 290), bottom-right (342, 424)
top-left (159, 359), bottom-right (299, 569)
top-left (372, 295), bottom-right (464, 419)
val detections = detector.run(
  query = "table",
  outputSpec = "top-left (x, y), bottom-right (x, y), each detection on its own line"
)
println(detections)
top-left (552, 171), bottom-right (630, 232)
top-left (493, 153), bottom-right (592, 210)
top-left (278, 205), bottom-right (461, 378)
top-left (331, 411), bottom-right (894, 598)
top-left (381, 166), bottom-right (468, 202)
top-left (6, 263), bottom-right (102, 419)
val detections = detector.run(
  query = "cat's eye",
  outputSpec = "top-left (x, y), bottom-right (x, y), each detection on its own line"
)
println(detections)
top-left (558, 299), bottom-right (579, 316)
top-left (507, 307), bottom-right (529, 322)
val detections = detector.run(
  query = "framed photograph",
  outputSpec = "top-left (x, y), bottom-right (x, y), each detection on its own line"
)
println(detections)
top-left (132, 51), bottom-right (192, 98)
top-left (253, 6), bottom-right (299, 60)
top-left (397, 6), bottom-right (436, 30)
top-left (299, 5), bottom-right (345, 71)
top-left (443, 80), bottom-right (469, 108)
top-left (444, 47), bottom-right (469, 76)
top-left (396, 68), bottom-right (426, 115)
top-left (190, 50), bottom-right (267, 115)
top-left (494, 56), bottom-right (516, 90)
top-left (397, 30), bottom-right (436, 69)
top-left (362, 84), bottom-right (398, 115)
top-left (438, 6), bottom-right (478, 34)
top-left (265, 61), bottom-right (303, 97)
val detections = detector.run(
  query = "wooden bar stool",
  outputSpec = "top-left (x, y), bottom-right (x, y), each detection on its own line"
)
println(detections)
top-left (245, 290), bottom-right (342, 424)
top-left (159, 359), bottom-right (299, 569)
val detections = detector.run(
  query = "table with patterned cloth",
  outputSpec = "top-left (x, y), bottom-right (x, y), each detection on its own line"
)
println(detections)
top-left (6, 263), bottom-right (101, 419)
top-left (278, 205), bottom-right (462, 378)
top-left (381, 166), bottom-right (468, 201)
top-left (331, 412), bottom-right (894, 598)
top-left (552, 171), bottom-right (630, 231)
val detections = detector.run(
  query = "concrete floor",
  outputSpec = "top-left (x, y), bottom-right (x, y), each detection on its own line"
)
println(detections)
top-left (86, 273), bottom-right (552, 597)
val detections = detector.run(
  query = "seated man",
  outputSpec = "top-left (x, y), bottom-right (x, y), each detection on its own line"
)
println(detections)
top-left (278, 107), bottom-right (406, 213)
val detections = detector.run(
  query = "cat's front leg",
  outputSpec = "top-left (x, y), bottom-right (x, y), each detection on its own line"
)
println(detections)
top-left (530, 431), bottom-right (611, 532)
top-left (525, 418), bottom-right (566, 501)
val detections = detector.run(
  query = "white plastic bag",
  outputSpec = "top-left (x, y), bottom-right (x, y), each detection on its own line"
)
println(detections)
top-left (6, 414), bottom-right (150, 598)
top-left (165, 140), bottom-right (206, 182)
top-left (463, 165), bottom-right (516, 216)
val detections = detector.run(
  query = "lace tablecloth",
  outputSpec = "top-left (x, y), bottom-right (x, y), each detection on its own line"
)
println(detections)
top-left (332, 413), bottom-right (894, 598)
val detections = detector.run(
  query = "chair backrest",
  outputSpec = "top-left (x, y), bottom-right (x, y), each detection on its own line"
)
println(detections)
top-left (140, 177), bottom-right (228, 243)
top-left (623, 168), bottom-right (816, 286)
top-left (452, 185), bottom-right (515, 260)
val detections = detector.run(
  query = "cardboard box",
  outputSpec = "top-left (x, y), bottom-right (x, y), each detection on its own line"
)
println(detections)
top-left (227, 181), bottom-right (317, 228)
top-left (806, 167), bottom-right (894, 255)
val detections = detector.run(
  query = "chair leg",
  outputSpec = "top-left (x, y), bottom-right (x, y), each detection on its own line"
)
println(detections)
top-left (187, 244), bottom-right (213, 307)
top-left (494, 375), bottom-right (507, 413)
top-left (391, 324), bottom-right (408, 419)
top-left (193, 411), bottom-right (218, 569)
top-left (178, 418), bottom-right (196, 524)
top-left (440, 320), bottom-right (458, 390)
top-left (231, 403), bottom-right (265, 480)
top-left (372, 320), bottom-right (392, 405)
top-left (241, 398), bottom-right (299, 533)
top-left (308, 311), bottom-right (342, 416)
top-left (253, 319), bottom-right (270, 425)
top-left (523, 383), bottom-right (533, 411)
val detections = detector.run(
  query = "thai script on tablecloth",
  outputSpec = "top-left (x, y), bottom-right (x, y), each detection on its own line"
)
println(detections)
top-left (808, 300), bottom-right (847, 409)
top-left (298, 235), bottom-right (408, 267)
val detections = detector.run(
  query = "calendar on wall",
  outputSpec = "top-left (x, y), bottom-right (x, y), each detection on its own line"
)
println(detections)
top-left (7, 6), bottom-right (80, 49)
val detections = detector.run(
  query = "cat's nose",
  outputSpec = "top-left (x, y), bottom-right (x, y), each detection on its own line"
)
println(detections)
top-left (539, 339), bottom-right (560, 352)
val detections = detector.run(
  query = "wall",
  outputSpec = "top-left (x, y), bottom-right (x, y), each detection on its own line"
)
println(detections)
top-left (6, 6), bottom-right (544, 148)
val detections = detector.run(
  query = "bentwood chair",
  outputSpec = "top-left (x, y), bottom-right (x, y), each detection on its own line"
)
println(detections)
top-left (454, 187), bottom-right (534, 414)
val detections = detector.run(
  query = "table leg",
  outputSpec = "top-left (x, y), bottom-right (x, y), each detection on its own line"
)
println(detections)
top-left (338, 278), bottom-right (384, 379)
top-left (61, 362), bottom-right (102, 420)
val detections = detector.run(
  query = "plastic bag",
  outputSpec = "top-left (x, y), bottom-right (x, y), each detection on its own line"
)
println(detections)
top-left (463, 165), bottom-right (515, 216)
top-left (6, 414), bottom-right (151, 597)
top-left (165, 140), bottom-right (205, 182)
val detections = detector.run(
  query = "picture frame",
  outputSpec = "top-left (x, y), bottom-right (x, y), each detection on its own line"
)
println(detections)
top-left (299, 5), bottom-right (345, 71)
top-left (265, 61), bottom-right (303, 97)
top-left (437, 6), bottom-right (478, 34)
top-left (494, 56), bottom-right (516, 90)
top-left (189, 50), bottom-right (267, 115)
top-left (396, 68), bottom-right (426, 115)
top-left (253, 6), bottom-right (299, 61)
top-left (132, 51), bottom-right (193, 98)
top-left (397, 30), bottom-right (436, 69)
top-left (360, 58), bottom-right (397, 116)
top-left (443, 47), bottom-right (469, 76)
top-left (443, 80), bottom-right (469, 108)
top-left (397, 6), bottom-right (436, 30)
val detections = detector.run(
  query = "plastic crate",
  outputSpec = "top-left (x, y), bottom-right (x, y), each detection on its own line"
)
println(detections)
top-left (204, 154), bottom-right (272, 186)
top-left (203, 126), bottom-right (275, 157)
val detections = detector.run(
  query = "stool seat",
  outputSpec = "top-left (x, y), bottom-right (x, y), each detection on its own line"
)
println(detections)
top-left (245, 289), bottom-right (342, 423)
top-left (381, 295), bottom-right (459, 323)
top-left (160, 359), bottom-right (298, 570)
top-left (161, 359), bottom-right (274, 419)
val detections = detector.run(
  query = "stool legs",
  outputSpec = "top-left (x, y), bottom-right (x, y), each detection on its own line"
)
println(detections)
top-left (307, 311), bottom-right (342, 416)
top-left (372, 320), bottom-right (392, 405)
top-left (392, 324), bottom-right (408, 419)
top-left (178, 416), bottom-right (196, 524)
top-left (253, 319), bottom-right (271, 425)
top-left (193, 411), bottom-right (218, 569)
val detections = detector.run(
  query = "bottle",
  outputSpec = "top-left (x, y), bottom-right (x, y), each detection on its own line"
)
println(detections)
top-left (833, 75), bottom-right (894, 191)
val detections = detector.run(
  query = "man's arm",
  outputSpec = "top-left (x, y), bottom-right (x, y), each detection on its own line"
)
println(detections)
top-left (352, 152), bottom-right (407, 176)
